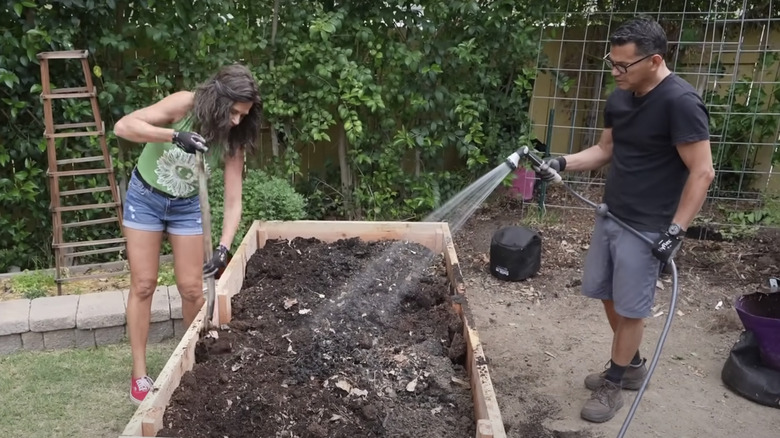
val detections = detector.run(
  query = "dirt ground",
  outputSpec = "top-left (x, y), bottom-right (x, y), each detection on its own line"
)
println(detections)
top-left (159, 237), bottom-right (475, 438)
top-left (453, 188), bottom-right (780, 438)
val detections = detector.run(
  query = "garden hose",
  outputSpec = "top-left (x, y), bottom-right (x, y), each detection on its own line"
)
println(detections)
top-left (507, 147), bottom-right (680, 438)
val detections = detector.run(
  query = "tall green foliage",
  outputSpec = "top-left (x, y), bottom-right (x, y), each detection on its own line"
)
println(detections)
top-left (1, 0), bottom-right (544, 272)
top-left (255, 1), bottom-right (542, 220)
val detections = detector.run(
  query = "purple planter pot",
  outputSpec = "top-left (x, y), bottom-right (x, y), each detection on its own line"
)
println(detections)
top-left (734, 292), bottom-right (780, 371)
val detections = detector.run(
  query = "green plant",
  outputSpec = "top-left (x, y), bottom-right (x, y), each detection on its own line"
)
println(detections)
top-left (157, 262), bottom-right (176, 286)
top-left (710, 195), bottom-right (780, 240)
top-left (519, 203), bottom-right (562, 227)
top-left (9, 270), bottom-right (55, 299)
top-left (208, 168), bottom-right (307, 249)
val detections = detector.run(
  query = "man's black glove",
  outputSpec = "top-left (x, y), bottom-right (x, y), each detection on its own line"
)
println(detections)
top-left (172, 131), bottom-right (208, 154)
top-left (533, 156), bottom-right (566, 183)
top-left (651, 224), bottom-right (684, 264)
top-left (203, 244), bottom-right (229, 278)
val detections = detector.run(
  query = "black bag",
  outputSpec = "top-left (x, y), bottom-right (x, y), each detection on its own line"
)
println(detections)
top-left (489, 226), bottom-right (541, 281)
top-left (721, 330), bottom-right (780, 409)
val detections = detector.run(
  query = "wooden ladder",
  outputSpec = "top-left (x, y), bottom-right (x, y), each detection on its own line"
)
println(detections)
top-left (38, 50), bottom-right (126, 295)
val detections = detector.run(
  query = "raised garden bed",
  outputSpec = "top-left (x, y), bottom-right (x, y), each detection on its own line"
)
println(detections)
top-left (120, 221), bottom-right (505, 438)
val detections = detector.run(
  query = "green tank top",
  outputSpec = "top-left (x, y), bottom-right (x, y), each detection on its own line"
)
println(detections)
top-left (135, 116), bottom-right (213, 198)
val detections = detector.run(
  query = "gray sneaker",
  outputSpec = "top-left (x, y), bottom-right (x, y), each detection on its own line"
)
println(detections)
top-left (584, 359), bottom-right (648, 391)
top-left (581, 379), bottom-right (624, 423)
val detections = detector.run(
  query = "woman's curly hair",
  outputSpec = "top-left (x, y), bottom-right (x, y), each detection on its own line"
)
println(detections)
top-left (192, 64), bottom-right (262, 157)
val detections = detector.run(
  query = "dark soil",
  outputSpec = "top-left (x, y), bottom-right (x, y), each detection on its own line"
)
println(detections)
top-left (159, 237), bottom-right (475, 438)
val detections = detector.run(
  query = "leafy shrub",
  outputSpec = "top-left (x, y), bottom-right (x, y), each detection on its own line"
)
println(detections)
top-left (208, 168), bottom-right (307, 248)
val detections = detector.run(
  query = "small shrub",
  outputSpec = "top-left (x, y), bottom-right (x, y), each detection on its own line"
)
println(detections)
top-left (208, 168), bottom-right (307, 248)
top-left (11, 270), bottom-right (55, 299)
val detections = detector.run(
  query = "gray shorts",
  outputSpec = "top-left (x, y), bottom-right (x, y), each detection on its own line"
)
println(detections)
top-left (581, 216), bottom-right (661, 319)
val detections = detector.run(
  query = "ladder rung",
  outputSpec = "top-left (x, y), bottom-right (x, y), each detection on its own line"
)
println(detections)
top-left (45, 130), bottom-right (102, 139)
top-left (54, 122), bottom-right (98, 130)
top-left (42, 90), bottom-right (96, 99)
top-left (62, 217), bottom-right (120, 229)
top-left (57, 156), bottom-right (106, 166)
top-left (54, 237), bottom-right (126, 249)
top-left (54, 202), bottom-right (120, 212)
top-left (60, 186), bottom-right (112, 196)
top-left (55, 270), bottom-right (127, 281)
top-left (37, 50), bottom-right (89, 60)
top-left (49, 168), bottom-right (111, 177)
top-left (51, 87), bottom-right (89, 94)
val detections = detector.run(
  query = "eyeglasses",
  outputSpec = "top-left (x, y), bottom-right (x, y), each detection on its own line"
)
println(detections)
top-left (603, 53), bottom-right (655, 74)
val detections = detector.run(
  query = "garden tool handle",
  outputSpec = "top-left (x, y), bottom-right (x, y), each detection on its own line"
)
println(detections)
top-left (196, 151), bottom-right (217, 328)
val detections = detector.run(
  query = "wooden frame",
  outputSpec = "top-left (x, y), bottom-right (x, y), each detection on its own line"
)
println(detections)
top-left (120, 221), bottom-right (506, 438)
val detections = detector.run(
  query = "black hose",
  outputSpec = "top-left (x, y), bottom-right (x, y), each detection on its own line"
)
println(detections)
top-left (559, 183), bottom-right (680, 438)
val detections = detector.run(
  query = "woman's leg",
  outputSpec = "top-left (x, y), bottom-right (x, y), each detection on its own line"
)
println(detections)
top-left (169, 233), bottom-right (205, 326)
top-left (125, 227), bottom-right (163, 379)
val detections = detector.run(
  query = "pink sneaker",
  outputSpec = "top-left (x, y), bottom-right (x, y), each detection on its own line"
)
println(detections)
top-left (130, 375), bottom-right (155, 405)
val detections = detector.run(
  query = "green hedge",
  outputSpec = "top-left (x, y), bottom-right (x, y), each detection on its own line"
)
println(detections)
top-left (207, 168), bottom-right (307, 249)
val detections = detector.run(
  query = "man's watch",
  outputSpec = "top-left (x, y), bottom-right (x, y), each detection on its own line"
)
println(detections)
top-left (667, 223), bottom-right (685, 237)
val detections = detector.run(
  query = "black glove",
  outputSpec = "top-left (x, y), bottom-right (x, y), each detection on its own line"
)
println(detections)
top-left (203, 244), bottom-right (229, 278)
top-left (172, 131), bottom-right (208, 154)
top-left (651, 227), bottom-right (683, 264)
top-left (533, 156), bottom-right (566, 183)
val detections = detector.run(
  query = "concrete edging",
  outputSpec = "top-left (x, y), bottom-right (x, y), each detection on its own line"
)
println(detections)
top-left (0, 284), bottom-right (188, 355)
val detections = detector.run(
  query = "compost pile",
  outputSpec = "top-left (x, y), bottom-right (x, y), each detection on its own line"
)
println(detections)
top-left (159, 237), bottom-right (475, 438)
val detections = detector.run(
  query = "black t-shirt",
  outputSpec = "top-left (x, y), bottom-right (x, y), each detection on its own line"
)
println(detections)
top-left (603, 74), bottom-right (710, 232)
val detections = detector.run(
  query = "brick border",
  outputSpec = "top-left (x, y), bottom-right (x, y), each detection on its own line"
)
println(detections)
top-left (0, 285), bottom-right (190, 355)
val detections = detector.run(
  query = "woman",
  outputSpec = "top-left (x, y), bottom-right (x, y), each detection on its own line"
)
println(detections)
top-left (114, 64), bottom-right (262, 404)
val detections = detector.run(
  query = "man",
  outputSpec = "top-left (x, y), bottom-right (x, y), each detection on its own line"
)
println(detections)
top-left (535, 17), bottom-right (714, 423)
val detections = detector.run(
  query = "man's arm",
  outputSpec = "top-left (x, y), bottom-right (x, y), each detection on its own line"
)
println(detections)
top-left (218, 151), bottom-right (245, 250)
top-left (560, 128), bottom-right (614, 172)
top-left (114, 91), bottom-right (194, 143)
top-left (672, 140), bottom-right (715, 230)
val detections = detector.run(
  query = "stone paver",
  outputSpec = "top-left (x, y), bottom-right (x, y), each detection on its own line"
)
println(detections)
top-left (0, 334), bottom-right (22, 355)
top-left (29, 295), bottom-right (79, 332)
top-left (95, 326), bottom-right (125, 346)
top-left (0, 299), bottom-right (30, 335)
top-left (77, 290), bottom-right (126, 329)
top-left (123, 286), bottom-right (170, 322)
top-left (168, 285), bottom-right (183, 319)
top-left (0, 285), bottom-right (189, 356)
top-left (173, 319), bottom-right (187, 339)
top-left (75, 329), bottom-right (96, 349)
top-left (148, 320), bottom-right (173, 343)
top-left (21, 331), bottom-right (44, 351)
top-left (43, 329), bottom-right (76, 350)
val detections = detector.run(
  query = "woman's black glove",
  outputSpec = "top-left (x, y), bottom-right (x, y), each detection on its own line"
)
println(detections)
top-left (172, 131), bottom-right (208, 154)
top-left (203, 245), bottom-right (229, 278)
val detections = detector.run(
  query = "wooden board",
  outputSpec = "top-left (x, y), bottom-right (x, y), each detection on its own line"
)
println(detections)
top-left (120, 221), bottom-right (506, 438)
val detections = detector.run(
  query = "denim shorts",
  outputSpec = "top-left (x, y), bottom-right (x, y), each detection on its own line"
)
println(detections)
top-left (581, 215), bottom-right (661, 319)
top-left (122, 170), bottom-right (203, 236)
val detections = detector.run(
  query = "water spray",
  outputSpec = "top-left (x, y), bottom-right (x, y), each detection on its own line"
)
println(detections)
top-left (507, 146), bottom-right (679, 438)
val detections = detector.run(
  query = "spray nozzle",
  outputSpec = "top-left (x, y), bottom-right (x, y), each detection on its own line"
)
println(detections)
top-left (505, 146), bottom-right (529, 170)
top-left (504, 146), bottom-right (562, 184)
